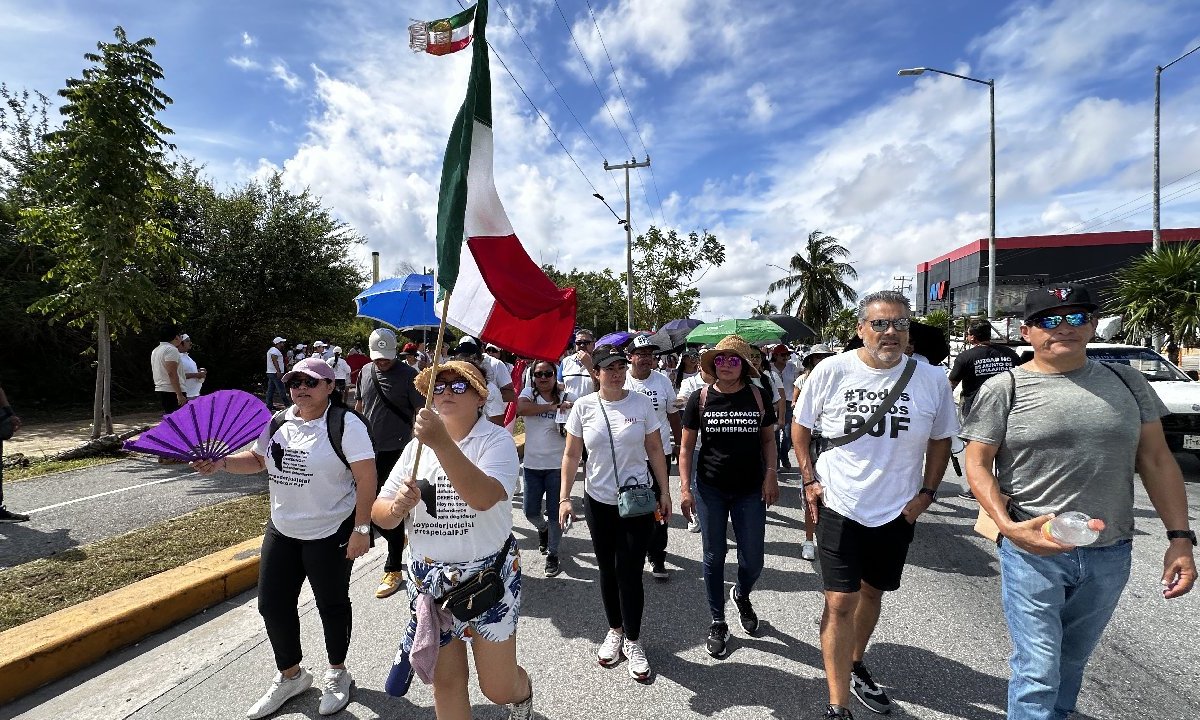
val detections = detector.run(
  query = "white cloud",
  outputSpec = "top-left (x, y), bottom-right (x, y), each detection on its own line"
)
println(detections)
top-left (227, 55), bottom-right (260, 71)
top-left (746, 82), bottom-right (773, 125)
top-left (241, 31), bottom-right (256, 47)
top-left (269, 60), bottom-right (303, 91)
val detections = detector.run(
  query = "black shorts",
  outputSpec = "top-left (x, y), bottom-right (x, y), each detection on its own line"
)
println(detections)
top-left (156, 391), bottom-right (180, 414)
top-left (817, 505), bottom-right (915, 593)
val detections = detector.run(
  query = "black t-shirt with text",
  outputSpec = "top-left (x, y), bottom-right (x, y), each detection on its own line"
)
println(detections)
top-left (682, 383), bottom-right (777, 494)
top-left (948, 343), bottom-right (1020, 399)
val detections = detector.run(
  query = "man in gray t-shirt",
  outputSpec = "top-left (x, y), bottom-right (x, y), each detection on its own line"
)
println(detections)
top-left (963, 285), bottom-right (1195, 720)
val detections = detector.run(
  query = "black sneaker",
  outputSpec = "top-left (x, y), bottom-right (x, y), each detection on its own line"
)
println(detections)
top-left (730, 585), bottom-right (759, 635)
top-left (957, 489), bottom-right (976, 500)
top-left (538, 528), bottom-right (549, 555)
top-left (0, 507), bottom-right (30, 523)
top-left (545, 554), bottom-right (561, 577)
top-left (651, 560), bottom-right (669, 580)
top-left (825, 704), bottom-right (855, 719)
top-left (705, 621), bottom-right (730, 658)
top-left (850, 661), bottom-right (892, 714)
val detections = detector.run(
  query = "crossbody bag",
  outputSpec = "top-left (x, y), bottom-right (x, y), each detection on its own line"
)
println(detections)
top-left (822, 357), bottom-right (918, 450)
top-left (598, 397), bottom-right (657, 518)
top-left (437, 535), bottom-right (514, 622)
top-left (370, 367), bottom-right (414, 426)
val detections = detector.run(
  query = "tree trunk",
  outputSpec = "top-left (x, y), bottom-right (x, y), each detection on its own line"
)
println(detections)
top-left (92, 311), bottom-right (114, 438)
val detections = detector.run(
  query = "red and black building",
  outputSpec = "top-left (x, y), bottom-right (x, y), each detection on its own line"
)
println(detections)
top-left (915, 228), bottom-right (1200, 316)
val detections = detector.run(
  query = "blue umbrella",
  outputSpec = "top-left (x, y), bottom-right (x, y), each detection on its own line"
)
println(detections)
top-left (659, 318), bottom-right (702, 333)
top-left (596, 330), bottom-right (636, 348)
top-left (354, 274), bottom-right (441, 329)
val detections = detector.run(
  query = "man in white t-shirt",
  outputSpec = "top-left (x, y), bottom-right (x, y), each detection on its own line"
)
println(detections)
top-left (625, 335), bottom-right (681, 579)
top-left (769, 344), bottom-right (798, 469)
top-left (266, 336), bottom-right (288, 409)
top-left (794, 290), bottom-right (957, 720)
top-left (561, 329), bottom-right (598, 400)
top-left (150, 325), bottom-right (185, 413)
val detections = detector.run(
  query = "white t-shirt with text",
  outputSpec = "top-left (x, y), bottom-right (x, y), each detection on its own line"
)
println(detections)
top-left (519, 386), bottom-right (567, 470)
top-left (625, 369), bottom-right (678, 454)
top-left (565, 391), bottom-right (661, 505)
top-left (795, 350), bottom-right (959, 527)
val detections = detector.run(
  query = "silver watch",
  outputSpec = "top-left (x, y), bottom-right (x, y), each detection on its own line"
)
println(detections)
top-left (353, 523), bottom-right (371, 535)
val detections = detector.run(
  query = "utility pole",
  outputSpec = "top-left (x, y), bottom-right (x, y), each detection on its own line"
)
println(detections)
top-left (893, 275), bottom-right (913, 295)
top-left (604, 156), bottom-right (651, 330)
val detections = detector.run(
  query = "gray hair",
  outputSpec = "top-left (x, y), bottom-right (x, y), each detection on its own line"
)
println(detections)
top-left (857, 290), bottom-right (912, 321)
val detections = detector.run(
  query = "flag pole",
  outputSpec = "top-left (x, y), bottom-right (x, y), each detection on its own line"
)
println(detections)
top-left (410, 293), bottom-right (452, 475)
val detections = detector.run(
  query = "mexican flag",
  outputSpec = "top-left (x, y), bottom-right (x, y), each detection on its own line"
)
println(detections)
top-left (409, 5), bottom-right (476, 56)
top-left (434, 0), bottom-right (577, 361)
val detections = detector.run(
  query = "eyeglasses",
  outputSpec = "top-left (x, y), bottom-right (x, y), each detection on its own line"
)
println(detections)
top-left (286, 377), bottom-right (323, 389)
top-left (574, 339), bottom-right (593, 347)
top-left (867, 318), bottom-right (911, 332)
top-left (713, 355), bottom-right (742, 368)
top-left (432, 380), bottom-right (470, 395)
top-left (532, 371), bottom-right (556, 379)
top-left (1028, 312), bottom-right (1090, 330)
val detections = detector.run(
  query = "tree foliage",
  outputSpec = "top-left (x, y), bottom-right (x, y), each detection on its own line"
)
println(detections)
top-left (768, 230), bottom-right (858, 333)
top-left (824, 306), bottom-right (859, 345)
top-left (750, 300), bottom-right (779, 316)
top-left (627, 226), bottom-right (724, 328)
top-left (541, 265), bottom-right (627, 334)
top-left (1109, 242), bottom-right (1200, 348)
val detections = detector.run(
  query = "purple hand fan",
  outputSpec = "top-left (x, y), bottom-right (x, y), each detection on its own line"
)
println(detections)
top-left (124, 390), bottom-right (273, 462)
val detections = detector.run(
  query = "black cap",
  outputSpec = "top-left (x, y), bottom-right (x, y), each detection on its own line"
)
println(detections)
top-left (592, 345), bottom-right (628, 368)
top-left (1024, 285), bottom-right (1099, 320)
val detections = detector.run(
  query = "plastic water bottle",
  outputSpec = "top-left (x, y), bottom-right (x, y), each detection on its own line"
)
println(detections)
top-left (1042, 511), bottom-right (1105, 546)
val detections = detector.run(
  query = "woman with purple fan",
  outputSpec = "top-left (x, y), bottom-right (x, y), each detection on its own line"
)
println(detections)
top-left (193, 357), bottom-right (377, 719)
top-left (372, 359), bottom-right (533, 720)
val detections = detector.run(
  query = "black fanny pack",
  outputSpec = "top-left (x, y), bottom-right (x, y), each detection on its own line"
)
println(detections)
top-left (437, 535), bottom-right (514, 622)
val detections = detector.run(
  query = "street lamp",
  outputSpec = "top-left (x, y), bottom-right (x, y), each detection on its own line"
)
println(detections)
top-left (1153, 44), bottom-right (1200, 253)
top-left (899, 66), bottom-right (996, 319)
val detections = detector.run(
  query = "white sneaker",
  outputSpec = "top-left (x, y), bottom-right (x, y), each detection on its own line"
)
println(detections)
top-left (801, 540), bottom-right (817, 561)
top-left (687, 518), bottom-right (700, 533)
top-left (318, 667), bottom-right (353, 715)
top-left (597, 629), bottom-right (624, 666)
top-left (246, 667), bottom-right (312, 719)
top-left (623, 638), bottom-right (651, 682)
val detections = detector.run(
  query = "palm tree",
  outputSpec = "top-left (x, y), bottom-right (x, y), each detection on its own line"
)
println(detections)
top-left (1109, 242), bottom-right (1200, 361)
top-left (750, 299), bottom-right (779, 316)
top-left (768, 230), bottom-right (858, 332)
top-left (824, 306), bottom-right (859, 345)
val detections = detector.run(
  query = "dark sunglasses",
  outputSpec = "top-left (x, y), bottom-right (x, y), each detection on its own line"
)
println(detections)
top-left (433, 380), bottom-right (470, 395)
top-left (1028, 312), bottom-right (1090, 330)
top-left (574, 339), bottom-right (593, 346)
top-left (286, 377), bottom-right (323, 389)
top-left (713, 355), bottom-right (742, 368)
top-left (867, 318), bottom-right (911, 332)
top-left (532, 371), bottom-right (556, 379)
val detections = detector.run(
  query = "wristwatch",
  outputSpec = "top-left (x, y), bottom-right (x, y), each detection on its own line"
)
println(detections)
top-left (1167, 530), bottom-right (1197, 546)
top-left (353, 524), bottom-right (371, 536)
top-left (917, 487), bottom-right (937, 500)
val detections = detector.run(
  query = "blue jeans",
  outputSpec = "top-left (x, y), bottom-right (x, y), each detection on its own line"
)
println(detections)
top-left (522, 467), bottom-right (561, 556)
top-left (265, 373), bottom-right (289, 408)
top-left (999, 538), bottom-right (1132, 720)
top-left (695, 481), bottom-right (766, 621)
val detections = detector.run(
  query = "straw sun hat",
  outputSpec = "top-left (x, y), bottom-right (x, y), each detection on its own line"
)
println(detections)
top-left (414, 360), bottom-right (489, 399)
top-left (699, 334), bottom-right (761, 378)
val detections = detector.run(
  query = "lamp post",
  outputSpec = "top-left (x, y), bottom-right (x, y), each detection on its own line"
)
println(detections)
top-left (899, 66), bottom-right (996, 319)
top-left (1153, 44), bottom-right (1200, 253)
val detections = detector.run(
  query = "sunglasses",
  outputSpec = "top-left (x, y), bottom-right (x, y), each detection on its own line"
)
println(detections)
top-left (286, 377), bottom-right (323, 389)
top-left (433, 380), bottom-right (470, 395)
top-left (533, 371), bottom-right (556, 379)
top-left (713, 355), bottom-right (742, 368)
top-left (574, 339), bottom-right (593, 347)
top-left (1028, 312), bottom-right (1090, 330)
top-left (867, 318), bottom-right (911, 332)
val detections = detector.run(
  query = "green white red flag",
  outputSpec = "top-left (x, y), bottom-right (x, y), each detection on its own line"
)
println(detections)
top-left (409, 5), bottom-right (476, 56)
top-left (432, 0), bottom-right (577, 361)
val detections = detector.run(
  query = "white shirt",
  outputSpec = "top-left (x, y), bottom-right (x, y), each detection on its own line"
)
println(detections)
top-left (677, 373), bottom-right (708, 449)
top-left (561, 355), bottom-right (595, 399)
top-left (381, 416), bottom-right (519, 563)
top-left (484, 381), bottom-right (506, 419)
top-left (179, 352), bottom-right (203, 398)
top-left (151, 342), bottom-right (183, 392)
top-left (328, 357), bottom-right (351, 381)
top-left (625, 369), bottom-right (678, 454)
top-left (771, 359), bottom-right (799, 397)
top-left (565, 391), bottom-right (661, 505)
top-left (266, 346), bottom-right (284, 374)
top-left (481, 354), bottom-right (513, 390)
top-left (795, 351), bottom-right (959, 527)
top-left (252, 404), bottom-right (375, 540)
top-left (519, 386), bottom-right (568, 470)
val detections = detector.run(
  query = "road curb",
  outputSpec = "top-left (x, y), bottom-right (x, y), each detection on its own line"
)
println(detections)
top-left (0, 536), bottom-right (263, 705)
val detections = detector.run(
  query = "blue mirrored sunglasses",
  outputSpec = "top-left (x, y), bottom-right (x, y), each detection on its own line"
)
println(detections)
top-left (433, 380), bottom-right (470, 395)
top-left (1028, 312), bottom-right (1090, 330)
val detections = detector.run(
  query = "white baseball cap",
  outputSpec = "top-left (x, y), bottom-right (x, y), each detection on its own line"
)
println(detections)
top-left (272, 336), bottom-right (287, 344)
top-left (369, 328), bottom-right (398, 360)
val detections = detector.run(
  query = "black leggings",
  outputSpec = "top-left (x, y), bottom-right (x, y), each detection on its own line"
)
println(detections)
top-left (258, 514), bottom-right (355, 670)
top-left (583, 493), bottom-right (654, 641)
top-left (374, 449), bottom-right (407, 572)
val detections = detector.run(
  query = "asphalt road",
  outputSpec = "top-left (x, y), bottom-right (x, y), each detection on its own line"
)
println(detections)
top-left (7, 463), bottom-right (1199, 720)
top-left (0, 457), bottom-right (267, 569)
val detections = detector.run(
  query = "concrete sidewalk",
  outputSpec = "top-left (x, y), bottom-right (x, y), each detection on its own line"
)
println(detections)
top-left (5, 412), bottom-right (163, 460)
top-left (6, 469), bottom-right (1200, 720)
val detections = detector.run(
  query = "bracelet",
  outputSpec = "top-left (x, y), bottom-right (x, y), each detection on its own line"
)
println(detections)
top-left (802, 479), bottom-right (820, 488)
top-left (559, 499), bottom-right (573, 505)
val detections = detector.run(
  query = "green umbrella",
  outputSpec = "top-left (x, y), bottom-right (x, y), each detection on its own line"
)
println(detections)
top-left (686, 318), bottom-right (786, 345)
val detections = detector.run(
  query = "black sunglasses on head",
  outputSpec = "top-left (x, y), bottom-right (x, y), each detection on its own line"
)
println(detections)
top-left (286, 377), bottom-right (324, 389)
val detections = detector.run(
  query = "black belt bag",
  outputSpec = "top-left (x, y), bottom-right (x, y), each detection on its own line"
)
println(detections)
top-left (437, 535), bottom-right (514, 622)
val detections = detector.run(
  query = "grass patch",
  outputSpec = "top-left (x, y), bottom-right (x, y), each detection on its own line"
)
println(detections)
top-left (5, 455), bottom-right (126, 483)
top-left (0, 493), bottom-right (269, 632)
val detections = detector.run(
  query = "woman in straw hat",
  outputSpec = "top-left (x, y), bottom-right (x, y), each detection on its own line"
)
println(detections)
top-left (372, 359), bottom-right (533, 720)
top-left (678, 334), bottom-right (779, 659)
top-left (558, 344), bottom-right (671, 683)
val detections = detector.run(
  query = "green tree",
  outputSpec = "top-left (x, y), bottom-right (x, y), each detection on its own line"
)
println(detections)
top-left (768, 230), bottom-right (858, 334)
top-left (628, 226), bottom-right (725, 328)
top-left (824, 306), bottom-right (859, 345)
top-left (1109, 242), bottom-right (1200, 358)
top-left (750, 299), bottom-right (779, 316)
top-left (541, 264), bottom-right (627, 334)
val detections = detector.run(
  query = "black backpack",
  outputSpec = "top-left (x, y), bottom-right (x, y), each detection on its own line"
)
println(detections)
top-left (268, 404), bottom-right (375, 469)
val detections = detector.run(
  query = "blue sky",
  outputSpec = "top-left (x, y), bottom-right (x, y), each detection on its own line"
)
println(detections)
top-left (5, 0), bottom-right (1200, 322)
